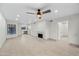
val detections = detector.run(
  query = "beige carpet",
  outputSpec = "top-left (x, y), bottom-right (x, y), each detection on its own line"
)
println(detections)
top-left (0, 35), bottom-right (79, 56)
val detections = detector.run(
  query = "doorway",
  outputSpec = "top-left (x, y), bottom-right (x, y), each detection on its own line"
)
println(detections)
top-left (58, 21), bottom-right (68, 41)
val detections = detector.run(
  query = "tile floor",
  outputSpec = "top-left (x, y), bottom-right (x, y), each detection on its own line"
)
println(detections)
top-left (0, 35), bottom-right (79, 56)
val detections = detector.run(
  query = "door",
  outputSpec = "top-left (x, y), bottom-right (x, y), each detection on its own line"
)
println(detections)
top-left (58, 21), bottom-right (68, 40)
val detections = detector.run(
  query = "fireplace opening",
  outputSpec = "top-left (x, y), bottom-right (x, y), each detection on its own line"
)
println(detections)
top-left (38, 33), bottom-right (43, 38)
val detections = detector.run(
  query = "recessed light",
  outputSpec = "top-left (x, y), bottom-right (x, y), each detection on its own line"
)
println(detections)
top-left (17, 14), bottom-right (20, 17)
top-left (55, 10), bottom-right (58, 13)
top-left (16, 18), bottom-right (18, 21)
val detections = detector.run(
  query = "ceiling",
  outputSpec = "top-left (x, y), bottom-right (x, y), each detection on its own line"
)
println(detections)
top-left (0, 3), bottom-right (79, 24)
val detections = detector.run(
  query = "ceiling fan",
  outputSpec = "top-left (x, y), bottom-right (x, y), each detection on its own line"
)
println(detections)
top-left (26, 8), bottom-right (51, 19)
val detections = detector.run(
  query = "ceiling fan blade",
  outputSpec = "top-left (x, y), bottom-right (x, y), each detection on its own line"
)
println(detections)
top-left (26, 12), bottom-right (35, 14)
top-left (43, 9), bottom-right (51, 14)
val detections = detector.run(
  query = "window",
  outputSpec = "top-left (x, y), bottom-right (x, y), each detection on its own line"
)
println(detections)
top-left (7, 24), bottom-right (16, 35)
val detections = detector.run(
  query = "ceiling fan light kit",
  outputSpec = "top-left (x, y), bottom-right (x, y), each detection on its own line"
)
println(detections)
top-left (26, 7), bottom-right (51, 22)
top-left (37, 9), bottom-right (42, 19)
top-left (37, 15), bottom-right (42, 19)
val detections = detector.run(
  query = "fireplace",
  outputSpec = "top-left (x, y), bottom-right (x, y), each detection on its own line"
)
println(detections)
top-left (38, 33), bottom-right (43, 38)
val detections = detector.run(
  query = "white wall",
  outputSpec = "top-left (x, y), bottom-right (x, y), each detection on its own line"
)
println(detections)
top-left (18, 23), bottom-right (22, 35)
top-left (0, 12), bottom-right (6, 48)
top-left (29, 20), bottom-right (58, 40)
top-left (48, 21), bottom-right (58, 40)
top-left (6, 20), bottom-right (22, 39)
top-left (28, 21), bottom-right (48, 39)
top-left (68, 14), bottom-right (79, 45)
top-left (55, 13), bottom-right (79, 45)
top-left (58, 21), bottom-right (68, 40)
